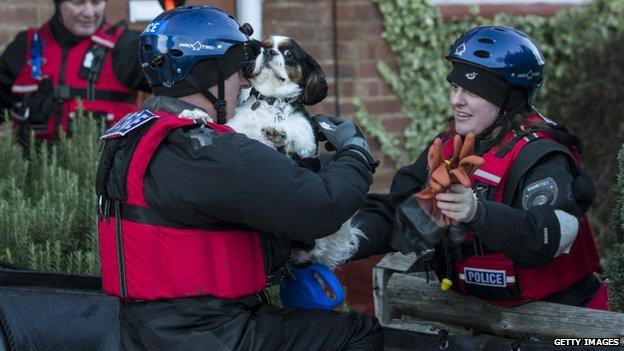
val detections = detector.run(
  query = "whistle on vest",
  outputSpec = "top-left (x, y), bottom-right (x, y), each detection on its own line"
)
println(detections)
top-left (440, 278), bottom-right (453, 291)
top-left (279, 263), bottom-right (345, 310)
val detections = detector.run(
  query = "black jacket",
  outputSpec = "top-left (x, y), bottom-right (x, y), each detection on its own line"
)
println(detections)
top-left (352, 126), bottom-right (600, 306)
top-left (105, 96), bottom-right (373, 276)
top-left (0, 15), bottom-right (149, 109)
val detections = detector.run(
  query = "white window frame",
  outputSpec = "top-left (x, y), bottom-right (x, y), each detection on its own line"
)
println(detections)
top-left (128, 0), bottom-right (163, 23)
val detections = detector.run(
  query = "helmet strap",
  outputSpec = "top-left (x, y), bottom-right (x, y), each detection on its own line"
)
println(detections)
top-left (185, 59), bottom-right (228, 124)
top-left (216, 60), bottom-right (226, 124)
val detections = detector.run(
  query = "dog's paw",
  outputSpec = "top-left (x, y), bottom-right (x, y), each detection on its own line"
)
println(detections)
top-left (262, 127), bottom-right (287, 148)
top-left (292, 220), bottom-right (364, 270)
top-left (178, 109), bottom-right (213, 123)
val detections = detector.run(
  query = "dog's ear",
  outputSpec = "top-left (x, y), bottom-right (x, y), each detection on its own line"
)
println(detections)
top-left (300, 55), bottom-right (328, 106)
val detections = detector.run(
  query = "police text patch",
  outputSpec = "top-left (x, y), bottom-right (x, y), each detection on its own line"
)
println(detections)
top-left (101, 110), bottom-right (156, 139)
top-left (462, 268), bottom-right (508, 287)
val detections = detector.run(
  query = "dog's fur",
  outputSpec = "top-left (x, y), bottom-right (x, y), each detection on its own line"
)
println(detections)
top-left (227, 35), bottom-right (362, 269)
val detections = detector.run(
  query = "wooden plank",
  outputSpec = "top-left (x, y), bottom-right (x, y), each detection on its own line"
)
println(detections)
top-left (386, 273), bottom-right (624, 338)
top-left (385, 315), bottom-right (471, 336)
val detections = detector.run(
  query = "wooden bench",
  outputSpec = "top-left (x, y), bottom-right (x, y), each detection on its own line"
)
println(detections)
top-left (373, 252), bottom-right (624, 340)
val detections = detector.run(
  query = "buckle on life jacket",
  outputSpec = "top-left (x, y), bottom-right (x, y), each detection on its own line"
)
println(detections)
top-left (98, 195), bottom-right (111, 221)
top-left (53, 85), bottom-right (71, 100)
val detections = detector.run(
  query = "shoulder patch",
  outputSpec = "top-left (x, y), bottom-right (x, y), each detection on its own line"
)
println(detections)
top-left (522, 177), bottom-right (558, 210)
top-left (101, 110), bottom-right (156, 139)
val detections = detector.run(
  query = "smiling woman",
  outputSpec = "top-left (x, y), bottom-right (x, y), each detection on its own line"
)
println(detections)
top-left (349, 25), bottom-right (607, 311)
top-left (57, 0), bottom-right (106, 37)
top-left (448, 83), bottom-right (499, 136)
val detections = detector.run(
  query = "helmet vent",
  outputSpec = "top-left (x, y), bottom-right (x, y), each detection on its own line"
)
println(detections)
top-left (169, 49), bottom-right (184, 57)
top-left (474, 50), bottom-right (490, 58)
top-left (478, 37), bottom-right (495, 44)
top-left (143, 44), bottom-right (153, 53)
top-left (151, 55), bottom-right (165, 68)
top-left (494, 27), bottom-right (507, 32)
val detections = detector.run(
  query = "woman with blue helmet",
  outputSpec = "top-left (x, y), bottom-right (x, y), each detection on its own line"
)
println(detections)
top-left (96, 5), bottom-right (382, 350)
top-left (349, 26), bottom-right (607, 309)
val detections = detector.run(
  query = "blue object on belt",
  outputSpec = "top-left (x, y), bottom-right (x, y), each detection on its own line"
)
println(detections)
top-left (279, 263), bottom-right (345, 310)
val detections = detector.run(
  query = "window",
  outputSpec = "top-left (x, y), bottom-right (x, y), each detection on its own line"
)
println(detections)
top-left (128, 0), bottom-right (163, 23)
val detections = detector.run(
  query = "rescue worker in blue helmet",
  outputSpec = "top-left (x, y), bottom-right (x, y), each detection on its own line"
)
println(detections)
top-left (348, 26), bottom-right (607, 309)
top-left (95, 6), bottom-right (382, 350)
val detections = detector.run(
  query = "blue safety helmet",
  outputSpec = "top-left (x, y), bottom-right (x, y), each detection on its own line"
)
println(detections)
top-left (446, 26), bottom-right (545, 107)
top-left (139, 6), bottom-right (252, 123)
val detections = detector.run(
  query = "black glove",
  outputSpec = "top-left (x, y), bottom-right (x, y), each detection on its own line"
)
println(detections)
top-left (390, 196), bottom-right (447, 262)
top-left (313, 114), bottom-right (379, 172)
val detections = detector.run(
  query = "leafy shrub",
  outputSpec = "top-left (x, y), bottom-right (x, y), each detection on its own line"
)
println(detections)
top-left (0, 112), bottom-right (101, 275)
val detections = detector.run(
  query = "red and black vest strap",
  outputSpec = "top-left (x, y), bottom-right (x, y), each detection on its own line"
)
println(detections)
top-left (119, 203), bottom-right (254, 231)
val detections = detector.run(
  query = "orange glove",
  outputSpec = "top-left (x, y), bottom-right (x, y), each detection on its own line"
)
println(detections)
top-left (414, 133), bottom-right (484, 227)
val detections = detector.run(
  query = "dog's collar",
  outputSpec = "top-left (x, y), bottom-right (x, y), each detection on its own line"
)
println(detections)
top-left (250, 88), bottom-right (300, 106)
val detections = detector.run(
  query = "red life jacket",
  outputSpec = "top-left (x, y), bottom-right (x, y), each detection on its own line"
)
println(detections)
top-left (11, 23), bottom-right (138, 140)
top-left (444, 114), bottom-right (600, 306)
top-left (98, 110), bottom-right (266, 300)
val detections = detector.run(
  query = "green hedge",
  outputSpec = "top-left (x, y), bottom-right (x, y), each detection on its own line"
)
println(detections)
top-left (606, 144), bottom-right (624, 312)
top-left (0, 113), bottom-right (101, 275)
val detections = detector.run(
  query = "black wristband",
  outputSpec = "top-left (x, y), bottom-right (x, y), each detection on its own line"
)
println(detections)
top-left (466, 199), bottom-right (486, 233)
top-left (338, 148), bottom-right (379, 173)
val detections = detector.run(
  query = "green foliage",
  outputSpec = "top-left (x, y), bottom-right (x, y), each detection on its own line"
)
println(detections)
top-left (0, 113), bottom-right (102, 275)
top-left (614, 145), bottom-right (624, 243)
top-left (360, 0), bottom-right (624, 165)
top-left (607, 144), bottom-right (624, 311)
top-left (606, 243), bottom-right (624, 312)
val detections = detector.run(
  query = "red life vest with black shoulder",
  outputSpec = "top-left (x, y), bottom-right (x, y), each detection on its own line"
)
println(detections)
top-left (11, 22), bottom-right (138, 140)
top-left (444, 114), bottom-right (600, 306)
top-left (97, 110), bottom-right (266, 300)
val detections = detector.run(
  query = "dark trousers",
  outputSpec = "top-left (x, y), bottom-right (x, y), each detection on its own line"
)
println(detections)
top-left (119, 293), bottom-right (383, 351)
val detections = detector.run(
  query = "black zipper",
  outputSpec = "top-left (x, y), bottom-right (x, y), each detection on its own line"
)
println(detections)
top-left (114, 201), bottom-right (128, 298)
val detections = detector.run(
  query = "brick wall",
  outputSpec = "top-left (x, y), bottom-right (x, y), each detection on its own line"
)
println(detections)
top-left (263, 0), bottom-right (581, 193)
top-left (0, 0), bottom-right (54, 52)
top-left (1, 0), bottom-right (581, 191)
top-left (0, 0), bottom-right (235, 52)
top-left (263, 0), bottom-right (403, 193)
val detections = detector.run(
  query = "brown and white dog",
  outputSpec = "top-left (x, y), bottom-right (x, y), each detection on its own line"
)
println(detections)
top-left (228, 35), bottom-right (325, 158)
top-left (227, 35), bottom-right (363, 269)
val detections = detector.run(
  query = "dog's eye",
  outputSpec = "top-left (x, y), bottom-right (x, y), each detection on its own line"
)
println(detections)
top-left (283, 50), bottom-right (294, 59)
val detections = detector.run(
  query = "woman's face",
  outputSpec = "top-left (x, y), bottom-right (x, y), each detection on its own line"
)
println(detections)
top-left (58, 0), bottom-right (106, 38)
top-left (449, 83), bottom-right (500, 136)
